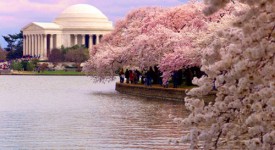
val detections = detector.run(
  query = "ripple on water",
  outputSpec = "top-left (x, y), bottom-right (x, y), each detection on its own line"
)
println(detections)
top-left (0, 76), bottom-right (190, 149)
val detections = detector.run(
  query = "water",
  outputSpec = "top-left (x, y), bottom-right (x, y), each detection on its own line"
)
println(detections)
top-left (0, 76), bottom-right (189, 149)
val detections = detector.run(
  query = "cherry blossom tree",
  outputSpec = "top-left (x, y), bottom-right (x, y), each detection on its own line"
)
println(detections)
top-left (83, 7), bottom-right (168, 81)
top-left (178, 0), bottom-right (275, 149)
top-left (157, 1), bottom-right (237, 83)
top-left (83, 2), bottom-right (226, 82)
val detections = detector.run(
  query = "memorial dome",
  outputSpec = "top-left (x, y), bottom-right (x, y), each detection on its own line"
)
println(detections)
top-left (54, 4), bottom-right (113, 30)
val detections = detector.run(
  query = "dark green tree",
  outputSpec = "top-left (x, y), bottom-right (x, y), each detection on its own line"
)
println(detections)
top-left (6, 49), bottom-right (23, 60)
top-left (3, 31), bottom-right (23, 60)
top-left (3, 31), bottom-right (23, 51)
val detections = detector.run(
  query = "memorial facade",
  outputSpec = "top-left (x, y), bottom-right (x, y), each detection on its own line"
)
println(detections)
top-left (22, 4), bottom-right (113, 59)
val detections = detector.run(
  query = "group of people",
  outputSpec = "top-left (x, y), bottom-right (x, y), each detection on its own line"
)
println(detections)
top-left (118, 66), bottom-right (164, 87)
top-left (118, 66), bottom-right (189, 88)
top-left (119, 69), bottom-right (141, 84)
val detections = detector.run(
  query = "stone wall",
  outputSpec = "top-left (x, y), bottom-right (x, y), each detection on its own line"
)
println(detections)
top-left (115, 83), bottom-right (216, 102)
top-left (115, 83), bottom-right (188, 101)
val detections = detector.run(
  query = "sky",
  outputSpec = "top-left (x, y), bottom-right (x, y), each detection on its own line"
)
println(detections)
top-left (0, 0), bottom-right (188, 48)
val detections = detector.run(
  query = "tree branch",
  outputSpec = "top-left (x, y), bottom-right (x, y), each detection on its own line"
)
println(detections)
top-left (214, 118), bottom-right (230, 149)
top-left (268, 24), bottom-right (275, 40)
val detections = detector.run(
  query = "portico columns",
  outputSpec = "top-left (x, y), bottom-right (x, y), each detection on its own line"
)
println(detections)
top-left (82, 35), bottom-right (85, 46)
top-left (35, 35), bottom-right (38, 56)
top-left (31, 35), bottom-right (35, 56)
top-left (36, 35), bottom-right (39, 56)
top-left (50, 34), bottom-right (54, 51)
top-left (34, 35), bottom-right (36, 56)
top-left (89, 35), bottom-right (93, 49)
top-left (37, 34), bottom-right (40, 56)
top-left (39, 34), bottom-right (43, 57)
top-left (96, 34), bottom-right (100, 45)
top-left (23, 36), bottom-right (26, 55)
top-left (43, 34), bottom-right (47, 57)
top-left (27, 35), bottom-right (31, 55)
top-left (25, 35), bottom-right (28, 55)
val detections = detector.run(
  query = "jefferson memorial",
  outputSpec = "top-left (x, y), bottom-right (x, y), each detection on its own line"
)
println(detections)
top-left (22, 4), bottom-right (113, 59)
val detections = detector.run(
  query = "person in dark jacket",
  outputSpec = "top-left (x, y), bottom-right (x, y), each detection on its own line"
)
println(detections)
top-left (125, 69), bottom-right (130, 83)
top-left (146, 67), bottom-right (154, 86)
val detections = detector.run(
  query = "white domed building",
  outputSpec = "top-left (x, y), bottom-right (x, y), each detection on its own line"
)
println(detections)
top-left (22, 4), bottom-right (113, 59)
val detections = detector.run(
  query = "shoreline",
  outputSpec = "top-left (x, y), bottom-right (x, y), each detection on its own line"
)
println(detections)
top-left (115, 82), bottom-right (216, 102)
top-left (0, 70), bottom-right (86, 76)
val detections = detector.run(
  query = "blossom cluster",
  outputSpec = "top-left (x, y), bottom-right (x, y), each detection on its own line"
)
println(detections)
top-left (181, 0), bottom-right (275, 149)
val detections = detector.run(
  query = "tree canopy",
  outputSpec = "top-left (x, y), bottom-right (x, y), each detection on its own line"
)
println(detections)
top-left (83, 1), bottom-right (236, 82)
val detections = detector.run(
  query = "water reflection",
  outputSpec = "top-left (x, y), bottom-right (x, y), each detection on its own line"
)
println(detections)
top-left (0, 76), bottom-right (189, 149)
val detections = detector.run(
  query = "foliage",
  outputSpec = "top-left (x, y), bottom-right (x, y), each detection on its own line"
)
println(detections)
top-left (178, 0), bottom-right (275, 149)
top-left (26, 62), bottom-right (35, 71)
top-left (2, 31), bottom-right (22, 51)
top-left (3, 31), bottom-right (23, 60)
top-left (20, 59), bottom-right (38, 71)
top-left (20, 60), bottom-right (28, 71)
top-left (6, 49), bottom-right (23, 60)
top-left (11, 61), bottom-right (23, 71)
top-left (0, 47), bottom-right (7, 61)
top-left (48, 48), bottom-right (64, 64)
top-left (31, 58), bottom-right (39, 67)
top-left (39, 63), bottom-right (48, 72)
top-left (64, 48), bottom-right (89, 63)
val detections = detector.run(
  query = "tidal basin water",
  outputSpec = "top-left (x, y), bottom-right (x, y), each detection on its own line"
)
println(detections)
top-left (0, 76), bottom-right (189, 149)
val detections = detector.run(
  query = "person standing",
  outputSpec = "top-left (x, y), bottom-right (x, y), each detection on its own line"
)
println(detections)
top-left (129, 70), bottom-right (134, 84)
top-left (125, 69), bottom-right (130, 83)
top-left (119, 68), bottom-right (125, 83)
top-left (146, 67), bottom-right (154, 86)
top-left (134, 69), bottom-right (141, 84)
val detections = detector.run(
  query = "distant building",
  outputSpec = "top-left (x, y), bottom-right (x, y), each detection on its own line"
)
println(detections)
top-left (22, 4), bottom-right (113, 59)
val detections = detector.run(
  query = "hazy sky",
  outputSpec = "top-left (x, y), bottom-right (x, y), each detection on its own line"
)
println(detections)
top-left (0, 0), bottom-right (188, 47)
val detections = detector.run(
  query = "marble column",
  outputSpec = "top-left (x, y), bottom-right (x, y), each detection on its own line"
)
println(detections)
top-left (82, 34), bottom-right (85, 46)
top-left (37, 35), bottom-right (40, 56)
top-left (25, 35), bottom-right (28, 55)
top-left (35, 34), bottom-right (38, 56)
top-left (50, 34), bottom-right (54, 51)
top-left (96, 34), bottom-right (100, 45)
top-left (31, 35), bottom-right (35, 56)
top-left (23, 36), bottom-right (26, 56)
top-left (36, 35), bottom-right (39, 56)
top-left (40, 34), bottom-right (43, 57)
top-left (37, 34), bottom-right (40, 56)
top-left (43, 34), bottom-right (47, 57)
top-left (68, 34), bottom-right (72, 47)
top-left (27, 35), bottom-right (30, 55)
top-left (89, 35), bottom-right (93, 49)
top-left (39, 35), bottom-right (42, 57)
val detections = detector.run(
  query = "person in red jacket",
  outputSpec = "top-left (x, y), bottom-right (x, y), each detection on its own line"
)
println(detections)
top-left (129, 70), bottom-right (135, 84)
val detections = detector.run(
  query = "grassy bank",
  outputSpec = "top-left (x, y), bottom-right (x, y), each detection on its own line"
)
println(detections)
top-left (11, 70), bottom-right (85, 76)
